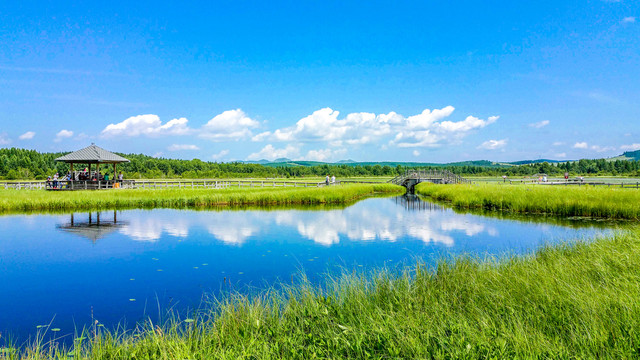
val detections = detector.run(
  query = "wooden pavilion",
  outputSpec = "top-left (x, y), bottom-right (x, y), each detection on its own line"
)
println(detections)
top-left (52, 143), bottom-right (131, 190)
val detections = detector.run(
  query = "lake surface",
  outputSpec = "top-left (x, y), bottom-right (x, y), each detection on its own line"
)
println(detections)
top-left (0, 196), bottom-right (613, 341)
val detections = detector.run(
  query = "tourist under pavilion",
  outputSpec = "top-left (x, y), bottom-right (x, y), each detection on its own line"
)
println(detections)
top-left (54, 143), bottom-right (130, 189)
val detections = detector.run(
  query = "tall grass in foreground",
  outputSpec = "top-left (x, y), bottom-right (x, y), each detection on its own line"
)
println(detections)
top-left (416, 182), bottom-right (640, 220)
top-left (4, 230), bottom-right (640, 359)
top-left (0, 184), bottom-right (404, 213)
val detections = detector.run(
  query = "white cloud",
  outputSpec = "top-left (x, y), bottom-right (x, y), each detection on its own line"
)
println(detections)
top-left (257, 106), bottom-right (498, 149)
top-left (302, 148), bottom-right (347, 162)
top-left (552, 141), bottom-right (565, 146)
top-left (586, 91), bottom-right (621, 104)
top-left (102, 115), bottom-right (190, 138)
top-left (247, 144), bottom-right (300, 161)
top-left (75, 133), bottom-right (90, 141)
top-left (621, 143), bottom-right (640, 151)
top-left (529, 120), bottom-right (550, 128)
top-left (200, 109), bottom-right (259, 141)
top-left (573, 142), bottom-right (588, 149)
top-left (0, 133), bottom-right (10, 145)
top-left (413, 150), bottom-right (420, 157)
top-left (211, 149), bottom-right (230, 160)
top-left (622, 16), bottom-right (636, 23)
top-left (394, 113), bottom-right (498, 148)
top-left (167, 144), bottom-right (200, 151)
top-left (590, 145), bottom-right (616, 152)
top-left (54, 129), bottom-right (74, 142)
top-left (18, 131), bottom-right (35, 140)
top-left (477, 139), bottom-right (507, 150)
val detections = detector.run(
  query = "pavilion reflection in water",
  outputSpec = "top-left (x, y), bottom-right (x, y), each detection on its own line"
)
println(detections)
top-left (56, 210), bottom-right (128, 242)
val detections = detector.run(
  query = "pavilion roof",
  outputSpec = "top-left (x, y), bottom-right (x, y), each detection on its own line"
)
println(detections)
top-left (55, 144), bottom-right (130, 163)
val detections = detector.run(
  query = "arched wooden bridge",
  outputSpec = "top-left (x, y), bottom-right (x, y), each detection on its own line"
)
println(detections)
top-left (388, 169), bottom-right (469, 192)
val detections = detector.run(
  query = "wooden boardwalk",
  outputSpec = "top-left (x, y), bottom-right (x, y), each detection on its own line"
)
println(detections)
top-left (0, 178), bottom-right (381, 191)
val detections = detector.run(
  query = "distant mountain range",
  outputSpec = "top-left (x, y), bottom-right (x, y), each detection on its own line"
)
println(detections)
top-left (242, 150), bottom-right (640, 168)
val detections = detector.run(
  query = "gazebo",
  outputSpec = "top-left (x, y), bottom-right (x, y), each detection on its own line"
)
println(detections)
top-left (53, 143), bottom-right (130, 190)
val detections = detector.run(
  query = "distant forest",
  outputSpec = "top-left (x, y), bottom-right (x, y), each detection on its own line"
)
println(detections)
top-left (1, 147), bottom-right (640, 180)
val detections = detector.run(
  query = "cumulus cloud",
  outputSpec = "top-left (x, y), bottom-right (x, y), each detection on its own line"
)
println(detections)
top-left (19, 131), bottom-right (35, 140)
top-left (211, 149), bottom-right (230, 160)
top-left (622, 16), bottom-right (636, 23)
top-left (529, 120), bottom-right (550, 128)
top-left (621, 143), bottom-right (640, 151)
top-left (101, 115), bottom-right (190, 138)
top-left (247, 144), bottom-right (300, 161)
top-left (255, 108), bottom-right (394, 144)
top-left (394, 113), bottom-right (498, 148)
top-left (54, 129), bottom-right (74, 142)
top-left (200, 109), bottom-right (259, 141)
top-left (573, 142), bottom-right (588, 149)
top-left (478, 139), bottom-right (507, 150)
top-left (167, 144), bottom-right (200, 151)
top-left (0, 133), bottom-right (10, 145)
top-left (590, 144), bottom-right (616, 152)
top-left (302, 148), bottom-right (347, 162)
top-left (256, 106), bottom-right (498, 149)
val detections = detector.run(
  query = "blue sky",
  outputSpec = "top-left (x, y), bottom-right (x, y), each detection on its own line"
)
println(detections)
top-left (0, 0), bottom-right (638, 162)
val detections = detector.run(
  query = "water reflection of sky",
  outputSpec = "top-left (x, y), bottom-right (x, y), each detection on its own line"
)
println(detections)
top-left (111, 201), bottom-right (499, 247)
top-left (0, 197), bottom-right (611, 342)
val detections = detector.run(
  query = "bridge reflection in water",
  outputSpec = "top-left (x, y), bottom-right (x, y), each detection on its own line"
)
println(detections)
top-left (394, 195), bottom-right (445, 212)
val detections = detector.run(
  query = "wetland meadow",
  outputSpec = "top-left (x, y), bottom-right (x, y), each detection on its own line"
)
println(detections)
top-left (1, 182), bottom-right (638, 359)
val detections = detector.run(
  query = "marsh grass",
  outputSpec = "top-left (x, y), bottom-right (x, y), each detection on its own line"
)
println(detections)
top-left (4, 230), bottom-right (640, 359)
top-left (0, 184), bottom-right (404, 213)
top-left (416, 182), bottom-right (640, 220)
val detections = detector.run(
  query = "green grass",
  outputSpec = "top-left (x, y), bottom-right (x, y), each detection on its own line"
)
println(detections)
top-left (416, 182), bottom-right (640, 220)
top-left (0, 184), bottom-right (404, 213)
top-left (5, 230), bottom-right (640, 359)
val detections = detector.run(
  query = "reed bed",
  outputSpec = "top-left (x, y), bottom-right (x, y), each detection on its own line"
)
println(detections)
top-left (416, 182), bottom-right (640, 220)
top-left (0, 184), bottom-right (404, 213)
top-left (4, 230), bottom-right (639, 359)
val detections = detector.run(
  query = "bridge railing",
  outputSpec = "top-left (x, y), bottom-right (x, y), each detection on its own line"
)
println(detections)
top-left (388, 169), bottom-right (469, 186)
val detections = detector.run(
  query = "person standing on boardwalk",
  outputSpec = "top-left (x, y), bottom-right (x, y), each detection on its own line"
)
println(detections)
top-left (325, 175), bottom-right (330, 186)
top-left (331, 175), bottom-right (336, 184)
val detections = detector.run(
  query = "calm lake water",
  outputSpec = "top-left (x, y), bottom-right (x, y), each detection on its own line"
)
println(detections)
top-left (0, 196), bottom-right (613, 341)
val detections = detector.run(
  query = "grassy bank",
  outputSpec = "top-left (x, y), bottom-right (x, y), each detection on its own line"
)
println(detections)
top-left (5, 230), bottom-right (639, 359)
top-left (0, 184), bottom-right (404, 213)
top-left (416, 182), bottom-right (640, 220)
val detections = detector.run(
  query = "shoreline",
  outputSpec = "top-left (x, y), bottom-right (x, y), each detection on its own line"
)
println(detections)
top-left (0, 184), bottom-right (405, 213)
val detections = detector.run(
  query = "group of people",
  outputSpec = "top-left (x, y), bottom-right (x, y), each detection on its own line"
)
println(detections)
top-left (46, 170), bottom-right (125, 189)
top-left (325, 174), bottom-right (336, 186)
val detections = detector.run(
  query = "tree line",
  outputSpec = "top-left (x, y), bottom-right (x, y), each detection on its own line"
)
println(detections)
top-left (1, 147), bottom-right (640, 180)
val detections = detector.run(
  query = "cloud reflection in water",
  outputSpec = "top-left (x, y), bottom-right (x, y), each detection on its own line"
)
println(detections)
top-left (110, 197), bottom-right (494, 247)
